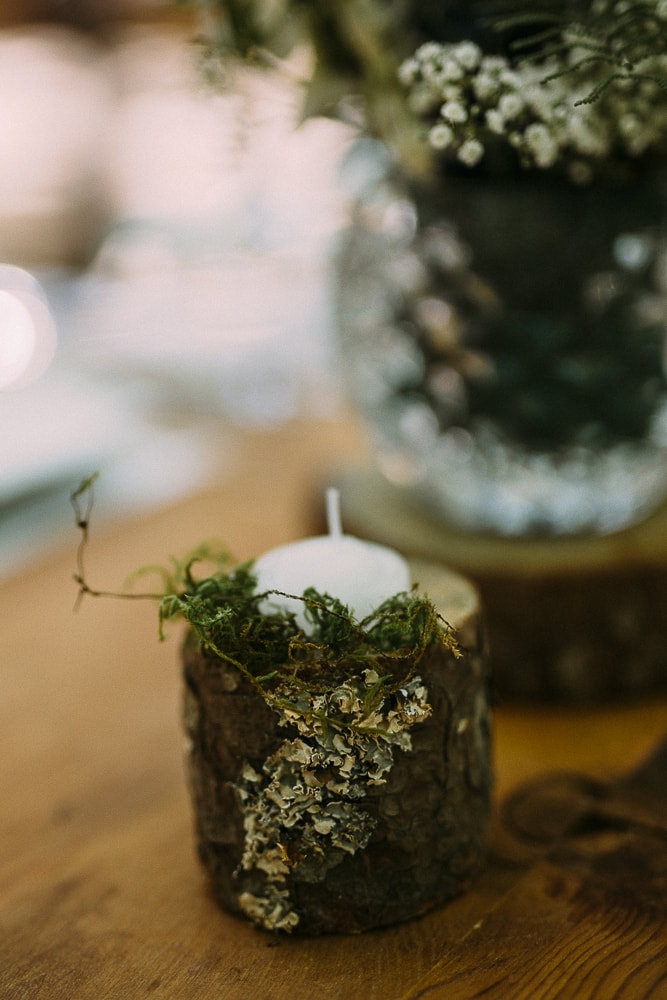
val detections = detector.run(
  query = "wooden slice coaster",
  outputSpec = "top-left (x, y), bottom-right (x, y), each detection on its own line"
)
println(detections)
top-left (337, 468), bottom-right (667, 702)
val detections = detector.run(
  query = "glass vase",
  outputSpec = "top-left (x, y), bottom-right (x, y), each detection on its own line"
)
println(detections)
top-left (336, 142), bottom-right (667, 536)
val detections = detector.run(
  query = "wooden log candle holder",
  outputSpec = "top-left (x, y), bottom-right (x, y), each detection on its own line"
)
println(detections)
top-left (181, 560), bottom-right (492, 935)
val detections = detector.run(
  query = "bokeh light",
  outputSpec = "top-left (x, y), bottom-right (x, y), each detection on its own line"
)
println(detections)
top-left (0, 266), bottom-right (57, 390)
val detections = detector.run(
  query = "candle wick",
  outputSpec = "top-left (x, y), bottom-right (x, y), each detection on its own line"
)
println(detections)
top-left (326, 487), bottom-right (343, 538)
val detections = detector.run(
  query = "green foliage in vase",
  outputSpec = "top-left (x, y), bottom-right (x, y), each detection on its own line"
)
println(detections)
top-left (180, 0), bottom-right (667, 178)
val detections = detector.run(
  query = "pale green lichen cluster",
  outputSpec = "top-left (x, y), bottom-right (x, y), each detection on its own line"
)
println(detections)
top-left (235, 669), bottom-right (431, 933)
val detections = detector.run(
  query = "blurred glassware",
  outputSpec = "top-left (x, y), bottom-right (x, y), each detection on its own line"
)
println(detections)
top-left (337, 140), bottom-right (667, 536)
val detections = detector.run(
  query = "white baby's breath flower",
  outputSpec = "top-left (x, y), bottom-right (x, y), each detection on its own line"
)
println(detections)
top-left (485, 109), bottom-right (505, 134)
top-left (429, 122), bottom-right (454, 150)
top-left (416, 41), bottom-right (443, 62)
top-left (440, 84), bottom-right (465, 102)
top-left (454, 41), bottom-right (482, 71)
top-left (499, 68), bottom-right (521, 89)
top-left (481, 55), bottom-right (507, 73)
top-left (619, 113), bottom-right (642, 138)
top-left (398, 57), bottom-right (420, 86)
top-left (457, 138), bottom-right (484, 166)
top-left (498, 92), bottom-right (524, 121)
top-left (567, 111), bottom-right (610, 157)
top-left (423, 66), bottom-right (449, 90)
top-left (524, 83), bottom-right (557, 121)
top-left (524, 123), bottom-right (559, 168)
top-left (439, 58), bottom-right (465, 82)
top-left (473, 72), bottom-right (500, 102)
top-left (441, 100), bottom-right (468, 123)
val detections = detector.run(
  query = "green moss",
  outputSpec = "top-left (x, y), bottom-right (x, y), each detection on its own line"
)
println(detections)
top-left (163, 550), bottom-right (459, 717)
top-left (71, 475), bottom-right (458, 718)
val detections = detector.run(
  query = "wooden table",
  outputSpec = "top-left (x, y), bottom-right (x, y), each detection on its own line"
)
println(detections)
top-left (2, 417), bottom-right (667, 999)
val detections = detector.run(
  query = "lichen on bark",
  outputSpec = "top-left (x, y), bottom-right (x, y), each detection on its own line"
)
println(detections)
top-left (233, 669), bottom-right (432, 931)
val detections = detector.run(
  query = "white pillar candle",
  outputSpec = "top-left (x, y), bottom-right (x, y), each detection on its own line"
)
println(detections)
top-left (254, 488), bottom-right (411, 630)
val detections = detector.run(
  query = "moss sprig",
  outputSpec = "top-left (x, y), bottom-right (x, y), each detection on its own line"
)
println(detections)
top-left (173, 563), bottom-right (459, 721)
top-left (71, 475), bottom-right (458, 720)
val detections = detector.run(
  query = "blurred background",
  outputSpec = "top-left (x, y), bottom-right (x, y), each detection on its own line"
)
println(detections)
top-left (0, 0), bottom-right (354, 579)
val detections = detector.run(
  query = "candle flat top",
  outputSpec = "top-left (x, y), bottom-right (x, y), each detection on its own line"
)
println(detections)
top-left (254, 535), bottom-right (411, 587)
top-left (253, 534), bottom-right (411, 625)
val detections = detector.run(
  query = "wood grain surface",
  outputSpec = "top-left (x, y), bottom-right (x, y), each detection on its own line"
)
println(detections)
top-left (2, 417), bottom-right (667, 1000)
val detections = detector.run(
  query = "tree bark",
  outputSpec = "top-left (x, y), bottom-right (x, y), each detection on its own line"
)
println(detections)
top-left (181, 561), bottom-right (492, 935)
